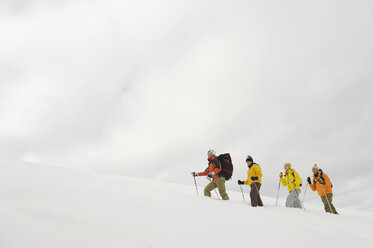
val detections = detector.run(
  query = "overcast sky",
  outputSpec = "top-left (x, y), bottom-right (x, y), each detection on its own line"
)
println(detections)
top-left (0, 0), bottom-right (372, 210)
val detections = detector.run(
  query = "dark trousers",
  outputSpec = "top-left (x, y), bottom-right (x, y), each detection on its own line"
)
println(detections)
top-left (250, 182), bottom-right (263, 207)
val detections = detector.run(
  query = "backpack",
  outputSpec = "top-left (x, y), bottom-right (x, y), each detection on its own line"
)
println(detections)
top-left (217, 153), bottom-right (233, 180)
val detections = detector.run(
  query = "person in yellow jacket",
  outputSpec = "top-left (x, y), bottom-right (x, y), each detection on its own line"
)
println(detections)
top-left (279, 163), bottom-right (302, 209)
top-left (307, 164), bottom-right (338, 214)
top-left (238, 155), bottom-right (263, 207)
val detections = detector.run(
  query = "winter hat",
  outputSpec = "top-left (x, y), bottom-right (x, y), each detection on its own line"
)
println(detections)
top-left (284, 163), bottom-right (292, 168)
top-left (246, 155), bottom-right (253, 162)
top-left (313, 164), bottom-right (318, 170)
top-left (207, 149), bottom-right (216, 156)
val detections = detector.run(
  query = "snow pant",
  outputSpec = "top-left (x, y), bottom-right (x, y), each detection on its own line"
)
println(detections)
top-left (286, 189), bottom-right (302, 208)
top-left (321, 193), bottom-right (338, 214)
top-left (204, 177), bottom-right (229, 200)
top-left (250, 182), bottom-right (263, 207)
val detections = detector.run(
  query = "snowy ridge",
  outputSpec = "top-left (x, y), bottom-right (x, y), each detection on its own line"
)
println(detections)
top-left (0, 160), bottom-right (372, 248)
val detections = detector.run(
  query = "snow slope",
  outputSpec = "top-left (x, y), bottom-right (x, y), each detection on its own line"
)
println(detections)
top-left (0, 160), bottom-right (372, 248)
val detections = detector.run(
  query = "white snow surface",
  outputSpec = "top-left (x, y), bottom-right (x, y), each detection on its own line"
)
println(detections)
top-left (0, 160), bottom-right (372, 248)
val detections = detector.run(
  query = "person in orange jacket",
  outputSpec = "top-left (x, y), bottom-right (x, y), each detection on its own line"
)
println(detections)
top-left (307, 164), bottom-right (338, 214)
top-left (191, 149), bottom-right (229, 200)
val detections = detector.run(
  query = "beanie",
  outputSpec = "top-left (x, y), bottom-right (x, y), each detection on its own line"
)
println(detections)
top-left (284, 163), bottom-right (292, 169)
top-left (246, 155), bottom-right (253, 162)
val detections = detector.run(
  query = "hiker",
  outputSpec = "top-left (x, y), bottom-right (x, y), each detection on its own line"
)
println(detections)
top-left (238, 155), bottom-right (263, 207)
top-left (191, 149), bottom-right (230, 200)
top-left (307, 164), bottom-right (338, 214)
top-left (279, 163), bottom-right (302, 209)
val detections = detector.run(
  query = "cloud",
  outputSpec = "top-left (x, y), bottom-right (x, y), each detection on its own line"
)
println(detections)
top-left (0, 0), bottom-right (372, 209)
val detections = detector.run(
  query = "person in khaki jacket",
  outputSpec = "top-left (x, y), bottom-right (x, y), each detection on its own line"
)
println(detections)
top-left (238, 155), bottom-right (263, 207)
top-left (307, 164), bottom-right (338, 214)
top-left (191, 149), bottom-right (229, 200)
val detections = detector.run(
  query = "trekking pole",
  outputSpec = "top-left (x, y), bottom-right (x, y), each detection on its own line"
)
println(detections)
top-left (209, 178), bottom-right (220, 200)
top-left (239, 185), bottom-right (246, 203)
top-left (291, 181), bottom-right (306, 211)
top-left (302, 182), bottom-right (309, 205)
top-left (321, 184), bottom-right (333, 214)
top-left (253, 182), bottom-right (260, 196)
top-left (193, 175), bottom-right (199, 196)
top-left (276, 177), bottom-right (281, 206)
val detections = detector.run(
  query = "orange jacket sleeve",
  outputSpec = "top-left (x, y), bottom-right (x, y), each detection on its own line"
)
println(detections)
top-left (198, 160), bottom-right (221, 177)
top-left (198, 163), bottom-right (214, 176)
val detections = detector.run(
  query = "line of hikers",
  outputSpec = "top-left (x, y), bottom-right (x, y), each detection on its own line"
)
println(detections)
top-left (191, 149), bottom-right (338, 215)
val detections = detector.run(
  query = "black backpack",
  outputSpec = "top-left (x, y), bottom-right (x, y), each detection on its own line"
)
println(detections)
top-left (217, 153), bottom-right (233, 180)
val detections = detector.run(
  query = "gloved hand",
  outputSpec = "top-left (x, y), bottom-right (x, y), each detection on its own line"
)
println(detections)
top-left (279, 172), bottom-right (283, 178)
top-left (307, 177), bottom-right (311, 184)
top-left (318, 178), bottom-right (326, 184)
top-left (238, 180), bottom-right (244, 185)
top-left (191, 172), bottom-right (198, 177)
top-left (207, 173), bottom-right (215, 178)
top-left (251, 176), bottom-right (258, 181)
